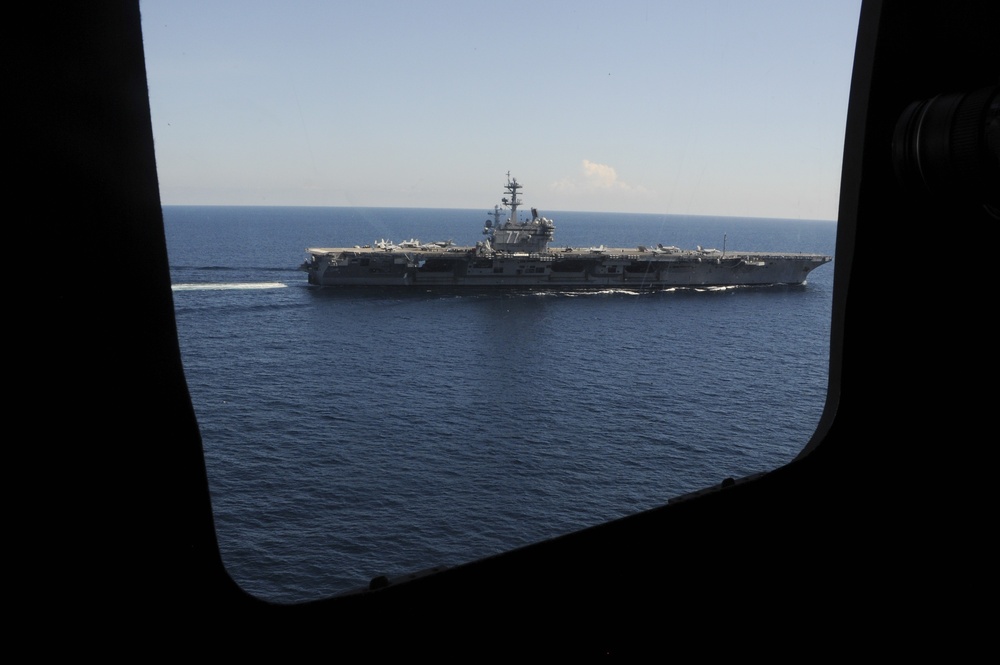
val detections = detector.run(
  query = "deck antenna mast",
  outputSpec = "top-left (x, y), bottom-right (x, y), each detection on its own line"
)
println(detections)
top-left (484, 205), bottom-right (502, 235)
top-left (502, 171), bottom-right (523, 223)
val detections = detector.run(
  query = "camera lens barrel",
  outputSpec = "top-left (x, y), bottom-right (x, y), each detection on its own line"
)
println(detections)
top-left (892, 84), bottom-right (999, 213)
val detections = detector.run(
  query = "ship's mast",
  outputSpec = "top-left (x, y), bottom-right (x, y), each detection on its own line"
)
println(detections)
top-left (502, 171), bottom-right (522, 224)
top-left (483, 205), bottom-right (502, 237)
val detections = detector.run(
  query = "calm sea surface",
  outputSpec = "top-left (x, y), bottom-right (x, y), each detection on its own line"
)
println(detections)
top-left (164, 205), bottom-right (836, 603)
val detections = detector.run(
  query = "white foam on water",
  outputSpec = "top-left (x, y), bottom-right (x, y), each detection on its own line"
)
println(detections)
top-left (172, 282), bottom-right (288, 291)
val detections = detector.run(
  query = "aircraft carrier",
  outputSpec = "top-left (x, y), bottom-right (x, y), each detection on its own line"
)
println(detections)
top-left (300, 174), bottom-right (832, 289)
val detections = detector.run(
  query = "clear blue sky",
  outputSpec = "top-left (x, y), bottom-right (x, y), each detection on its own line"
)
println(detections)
top-left (140, 0), bottom-right (861, 220)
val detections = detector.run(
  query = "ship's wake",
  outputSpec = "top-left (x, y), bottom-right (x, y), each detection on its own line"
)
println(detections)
top-left (554, 289), bottom-right (645, 297)
top-left (172, 282), bottom-right (288, 291)
top-left (532, 285), bottom-right (751, 298)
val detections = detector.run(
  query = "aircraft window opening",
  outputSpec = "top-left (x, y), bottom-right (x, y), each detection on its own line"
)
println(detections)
top-left (143, 1), bottom-right (857, 603)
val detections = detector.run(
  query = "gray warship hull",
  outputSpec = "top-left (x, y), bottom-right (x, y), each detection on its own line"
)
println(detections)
top-left (301, 245), bottom-right (830, 289)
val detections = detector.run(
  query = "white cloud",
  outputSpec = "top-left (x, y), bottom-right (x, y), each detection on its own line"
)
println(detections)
top-left (551, 160), bottom-right (646, 193)
top-left (583, 160), bottom-right (621, 188)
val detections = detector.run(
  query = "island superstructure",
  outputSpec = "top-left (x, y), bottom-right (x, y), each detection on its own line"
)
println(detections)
top-left (300, 174), bottom-right (832, 289)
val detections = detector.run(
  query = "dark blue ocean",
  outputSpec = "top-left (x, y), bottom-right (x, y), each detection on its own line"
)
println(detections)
top-left (164, 205), bottom-right (836, 604)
